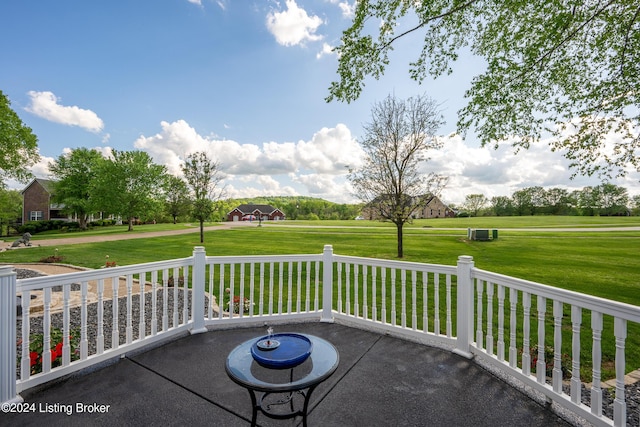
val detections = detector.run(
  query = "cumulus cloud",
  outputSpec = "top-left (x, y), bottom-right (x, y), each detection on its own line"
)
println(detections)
top-left (133, 119), bottom-right (362, 201)
top-left (316, 42), bottom-right (334, 59)
top-left (25, 91), bottom-right (104, 133)
top-left (266, 0), bottom-right (324, 46)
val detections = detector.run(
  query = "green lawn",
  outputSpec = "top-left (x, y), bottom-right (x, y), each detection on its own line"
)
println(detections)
top-left (2, 218), bottom-right (639, 380)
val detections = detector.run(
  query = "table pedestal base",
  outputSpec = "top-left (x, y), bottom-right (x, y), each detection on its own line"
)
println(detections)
top-left (247, 384), bottom-right (318, 427)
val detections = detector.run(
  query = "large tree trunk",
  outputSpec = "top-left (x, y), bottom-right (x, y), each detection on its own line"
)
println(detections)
top-left (199, 219), bottom-right (204, 243)
top-left (396, 222), bottom-right (404, 258)
top-left (128, 217), bottom-right (134, 232)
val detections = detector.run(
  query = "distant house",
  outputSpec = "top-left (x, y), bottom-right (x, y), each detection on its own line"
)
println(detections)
top-left (227, 204), bottom-right (285, 222)
top-left (361, 194), bottom-right (455, 220)
top-left (20, 178), bottom-right (66, 224)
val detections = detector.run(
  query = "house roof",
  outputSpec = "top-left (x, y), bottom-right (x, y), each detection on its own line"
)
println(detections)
top-left (229, 204), bottom-right (282, 215)
top-left (20, 177), bottom-right (56, 195)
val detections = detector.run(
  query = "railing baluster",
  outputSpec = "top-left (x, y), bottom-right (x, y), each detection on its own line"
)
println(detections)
top-left (80, 280), bottom-right (88, 360)
top-left (362, 265), bottom-right (369, 320)
top-left (337, 263), bottom-right (343, 314)
top-left (552, 300), bottom-right (563, 392)
top-left (42, 288), bottom-right (51, 373)
top-left (259, 263), bottom-right (265, 316)
top-left (304, 261), bottom-right (310, 313)
top-left (126, 274), bottom-right (133, 343)
top-left (250, 262), bottom-right (256, 317)
top-left (536, 296), bottom-right (547, 384)
top-left (172, 267), bottom-right (179, 328)
top-left (239, 263), bottom-right (245, 318)
top-left (278, 262), bottom-right (284, 314)
top-left (400, 269), bottom-right (406, 328)
top-left (63, 283), bottom-right (71, 364)
top-left (287, 261), bottom-right (293, 314)
top-left (97, 278), bottom-right (105, 353)
top-left (422, 272), bottom-right (428, 334)
top-left (218, 264), bottom-right (225, 320)
top-left (391, 268), bottom-right (397, 327)
top-left (162, 269), bottom-right (168, 330)
top-left (486, 281), bottom-right (494, 355)
top-left (509, 288), bottom-right (518, 368)
top-left (434, 273), bottom-right (440, 335)
top-left (314, 261), bottom-right (319, 312)
top-left (345, 263), bottom-right (351, 316)
top-left (497, 284), bottom-right (505, 361)
top-left (182, 266), bottom-right (189, 324)
top-left (522, 292), bottom-right (531, 376)
top-left (613, 317), bottom-right (627, 427)
top-left (151, 272), bottom-right (158, 336)
top-left (268, 262), bottom-right (274, 316)
top-left (354, 263), bottom-right (360, 318)
top-left (570, 305), bottom-right (582, 405)
top-left (476, 279), bottom-right (484, 348)
top-left (411, 270), bottom-right (417, 331)
top-left (380, 268), bottom-right (387, 324)
top-left (297, 261), bottom-right (302, 313)
top-left (446, 274), bottom-right (452, 338)
top-left (112, 276), bottom-right (120, 349)
top-left (139, 272), bottom-right (146, 340)
top-left (20, 290), bottom-right (31, 380)
top-left (372, 266), bottom-right (378, 322)
top-left (591, 311), bottom-right (603, 417)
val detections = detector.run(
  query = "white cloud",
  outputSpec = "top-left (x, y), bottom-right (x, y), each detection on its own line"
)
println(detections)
top-left (187, 0), bottom-right (202, 5)
top-left (266, 0), bottom-right (324, 46)
top-left (25, 91), bottom-right (104, 133)
top-left (133, 119), bottom-right (362, 201)
top-left (316, 42), bottom-right (334, 59)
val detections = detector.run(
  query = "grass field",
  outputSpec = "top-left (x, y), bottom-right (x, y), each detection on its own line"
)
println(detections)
top-left (2, 216), bottom-right (639, 380)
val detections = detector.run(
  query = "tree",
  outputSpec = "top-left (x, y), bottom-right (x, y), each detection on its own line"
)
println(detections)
top-left (0, 187), bottom-right (21, 236)
top-left (464, 194), bottom-right (488, 217)
top-left (48, 148), bottom-right (104, 230)
top-left (163, 175), bottom-right (191, 224)
top-left (490, 196), bottom-right (513, 216)
top-left (182, 152), bottom-right (224, 243)
top-left (328, 1), bottom-right (640, 178)
top-left (348, 93), bottom-right (447, 258)
top-left (512, 189), bottom-right (533, 216)
top-left (91, 150), bottom-right (167, 231)
top-left (593, 183), bottom-right (629, 216)
top-left (0, 90), bottom-right (39, 183)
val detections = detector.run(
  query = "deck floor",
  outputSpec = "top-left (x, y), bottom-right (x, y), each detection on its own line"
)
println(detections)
top-left (7, 322), bottom-right (572, 426)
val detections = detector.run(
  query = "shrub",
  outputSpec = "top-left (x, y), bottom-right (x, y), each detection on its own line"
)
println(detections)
top-left (18, 327), bottom-right (80, 375)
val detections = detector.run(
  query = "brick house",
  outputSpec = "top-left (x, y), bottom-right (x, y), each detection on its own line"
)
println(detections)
top-left (227, 204), bottom-right (285, 222)
top-left (20, 178), bottom-right (66, 224)
top-left (361, 194), bottom-right (455, 220)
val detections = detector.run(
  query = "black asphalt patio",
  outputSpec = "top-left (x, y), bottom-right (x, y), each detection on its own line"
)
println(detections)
top-left (6, 322), bottom-right (573, 426)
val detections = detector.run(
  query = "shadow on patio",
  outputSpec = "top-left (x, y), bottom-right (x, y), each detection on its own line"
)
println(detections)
top-left (6, 322), bottom-right (572, 426)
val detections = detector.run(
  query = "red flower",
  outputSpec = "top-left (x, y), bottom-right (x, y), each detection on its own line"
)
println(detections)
top-left (29, 351), bottom-right (39, 367)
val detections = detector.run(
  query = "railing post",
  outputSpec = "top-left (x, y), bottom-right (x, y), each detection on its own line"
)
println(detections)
top-left (1, 266), bottom-right (22, 405)
top-left (321, 245), bottom-right (334, 322)
top-left (453, 256), bottom-right (474, 359)
top-left (190, 246), bottom-right (207, 334)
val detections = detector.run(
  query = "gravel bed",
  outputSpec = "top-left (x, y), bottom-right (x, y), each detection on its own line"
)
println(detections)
top-left (15, 268), bottom-right (209, 379)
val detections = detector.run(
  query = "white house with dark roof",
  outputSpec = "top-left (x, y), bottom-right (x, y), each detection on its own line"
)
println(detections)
top-left (226, 204), bottom-right (285, 222)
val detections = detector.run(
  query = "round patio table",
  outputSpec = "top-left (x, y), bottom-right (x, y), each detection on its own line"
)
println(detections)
top-left (225, 333), bottom-right (339, 427)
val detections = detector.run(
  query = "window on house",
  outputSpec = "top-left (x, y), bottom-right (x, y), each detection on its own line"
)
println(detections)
top-left (30, 211), bottom-right (43, 221)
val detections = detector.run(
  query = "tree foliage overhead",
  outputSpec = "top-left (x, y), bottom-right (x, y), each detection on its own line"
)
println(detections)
top-left (349, 93), bottom-right (447, 257)
top-left (327, 1), bottom-right (640, 178)
top-left (0, 90), bottom-right (39, 183)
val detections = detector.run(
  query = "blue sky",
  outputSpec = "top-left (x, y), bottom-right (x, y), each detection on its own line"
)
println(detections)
top-left (2, 0), bottom-right (638, 205)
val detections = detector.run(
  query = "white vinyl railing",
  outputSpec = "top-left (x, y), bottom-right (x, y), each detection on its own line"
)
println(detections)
top-left (2, 245), bottom-right (639, 427)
